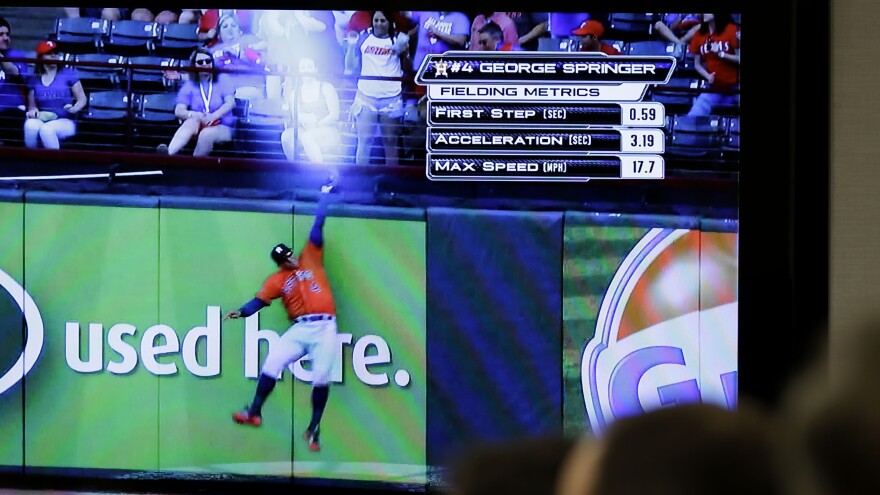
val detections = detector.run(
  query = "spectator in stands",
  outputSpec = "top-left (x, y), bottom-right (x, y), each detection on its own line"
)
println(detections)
top-left (280, 56), bottom-right (341, 164)
top-left (506, 12), bottom-right (549, 51)
top-left (0, 16), bottom-right (28, 139)
top-left (571, 19), bottom-right (620, 54)
top-left (687, 13), bottom-right (740, 116)
top-left (210, 12), bottom-right (268, 100)
top-left (178, 9), bottom-right (202, 25)
top-left (65, 8), bottom-right (127, 21)
top-left (448, 435), bottom-right (576, 495)
top-left (157, 47), bottom-right (236, 156)
top-left (64, 7), bottom-right (178, 23)
top-left (475, 21), bottom-right (523, 51)
top-left (129, 8), bottom-right (180, 24)
top-left (23, 40), bottom-right (86, 150)
top-left (655, 13), bottom-right (702, 47)
top-left (408, 11), bottom-right (469, 120)
top-left (289, 11), bottom-right (345, 78)
top-left (198, 9), bottom-right (255, 47)
top-left (345, 10), bottom-right (409, 166)
top-left (343, 10), bottom-right (414, 77)
top-left (468, 12), bottom-right (517, 50)
top-left (581, 404), bottom-right (785, 495)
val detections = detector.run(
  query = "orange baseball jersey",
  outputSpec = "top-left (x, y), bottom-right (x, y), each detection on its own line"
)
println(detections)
top-left (256, 241), bottom-right (336, 320)
top-left (689, 22), bottom-right (740, 88)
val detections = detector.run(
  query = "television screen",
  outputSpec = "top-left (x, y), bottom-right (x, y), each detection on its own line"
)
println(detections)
top-left (0, 7), bottom-right (744, 492)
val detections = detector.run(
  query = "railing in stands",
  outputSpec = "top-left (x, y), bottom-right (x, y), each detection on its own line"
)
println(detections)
top-left (0, 55), bottom-right (740, 174)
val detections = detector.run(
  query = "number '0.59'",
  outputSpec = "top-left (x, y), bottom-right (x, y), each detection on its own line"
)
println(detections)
top-left (629, 107), bottom-right (657, 121)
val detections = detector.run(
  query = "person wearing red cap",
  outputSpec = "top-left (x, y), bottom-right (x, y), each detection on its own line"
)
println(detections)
top-left (571, 20), bottom-right (620, 55)
top-left (23, 40), bottom-right (86, 150)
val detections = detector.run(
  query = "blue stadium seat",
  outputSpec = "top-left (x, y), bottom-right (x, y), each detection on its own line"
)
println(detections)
top-left (235, 98), bottom-right (287, 159)
top-left (132, 91), bottom-right (179, 150)
top-left (726, 116), bottom-right (740, 149)
top-left (81, 90), bottom-right (130, 121)
top-left (74, 53), bottom-right (123, 91)
top-left (103, 20), bottom-right (157, 57)
top-left (669, 114), bottom-right (727, 148)
top-left (627, 40), bottom-right (682, 58)
top-left (153, 23), bottom-right (200, 60)
top-left (73, 89), bottom-right (132, 149)
top-left (135, 91), bottom-right (178, 123)
top-left (649, 77), bottom-right (699, 114)
top-left (54, 17), bottom-right (105, 54)
top-left (608, 13), bottom-right (657, 40)
top-left (125, 56), bottom-right (176, 93)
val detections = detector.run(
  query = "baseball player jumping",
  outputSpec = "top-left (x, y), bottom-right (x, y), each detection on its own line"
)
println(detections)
top-left (224, 179), bottom-right (337, 452)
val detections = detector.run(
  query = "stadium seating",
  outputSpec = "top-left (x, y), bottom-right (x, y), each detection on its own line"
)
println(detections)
top-left (74, 53), bottom-right (124, 91)
top-left (132, 91), bottom-right (178, 149)
top-left (627, 40), bottom-right (683, 58)
top-left (607, 13), bottom-right (657, 40)
top-left (53, 17), bottom-right (105, 54)
top-left (75, 90), bottom-right (133, 148)
top-left (234, 97), bottom-right (287, 159)
top-left (103, 20), bottom-right (157, 57)
top-left (124, 56), bottom-right (176, 93)
top-left (649, 77), bottom-right (699, 114)
top-left (153, 22), bottom-right (200, 60)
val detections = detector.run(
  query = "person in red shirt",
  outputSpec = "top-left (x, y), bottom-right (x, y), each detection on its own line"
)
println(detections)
top-left (571, 20), bottom-right (620, 55)
top-left (687, 13), bottom-right (740, 116)
top-left (225, 178), bottom-right (338, 452)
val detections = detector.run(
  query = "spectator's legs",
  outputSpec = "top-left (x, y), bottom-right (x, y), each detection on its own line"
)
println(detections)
top-left (300, 129), bottom-right (324, 163)
top-left (193, 125), bottom-right (232, 156)
top-left (281, 127), bottom-right (297, 161)
top-left (23, 118), bottom-right (42, 148)
top-left (379, 115), bottom-right (400, 166)
top-left (38, 118), bottom-right (76, 150)
top-left (687, 93), bottom-right (718, 117)
top-left (355, 107), bottom-right (378, 165)
top-left (63, 7), bottom-right (81, 18)
top-left (687, 92), bottom-right (737, 116)
top-left (167, 118), bottom-right (200, 155)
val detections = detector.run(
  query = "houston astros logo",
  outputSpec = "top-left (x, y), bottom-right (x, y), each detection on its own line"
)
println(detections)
top-left (582, 228), bottom-right (738, 434)
top-left (0, 268), bottom-right (44, 395)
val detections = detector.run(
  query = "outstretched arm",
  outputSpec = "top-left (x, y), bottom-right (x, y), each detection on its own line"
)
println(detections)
top-left (224, 297), bottom-right (269, 320)
top-left (309, 183), bottom-right (334, 247)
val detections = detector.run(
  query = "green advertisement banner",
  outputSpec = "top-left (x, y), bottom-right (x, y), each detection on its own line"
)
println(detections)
top-left (563, 222), bottom-right (738, 436)
top-left (0, 200), bottom-right (24, 470)
top-left (0, 200), bottom-right (426, 484)
top-left (23, 203), bottom-right (161, 470)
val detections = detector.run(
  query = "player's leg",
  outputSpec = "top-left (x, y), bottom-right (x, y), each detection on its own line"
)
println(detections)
top-left (234, 329), bottom-right (306, 425)
top-left (303, 320), bottom-right (339, 450)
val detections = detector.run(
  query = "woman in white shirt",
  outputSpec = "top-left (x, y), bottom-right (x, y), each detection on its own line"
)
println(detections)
top-left (344, 10), bottom-right (410, 166)
top-left (281, 56), bottom-right (341, 164)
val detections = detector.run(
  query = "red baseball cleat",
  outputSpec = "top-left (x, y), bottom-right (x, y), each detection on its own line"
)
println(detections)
top-left (232, 407), bottom-right (262, 427)
top-left (303, 427), bottom-right (320, 452)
